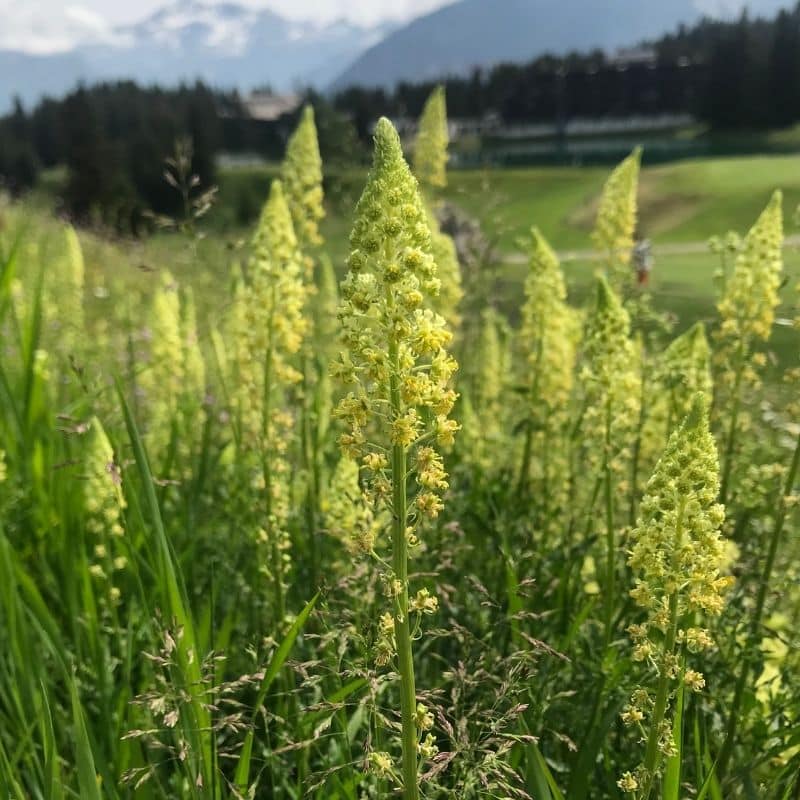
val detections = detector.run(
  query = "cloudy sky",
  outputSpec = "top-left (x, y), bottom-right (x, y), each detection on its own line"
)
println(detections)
top-left (0, 0), bottom-right (453, 52)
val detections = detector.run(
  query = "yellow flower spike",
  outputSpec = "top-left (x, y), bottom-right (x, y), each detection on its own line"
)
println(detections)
top-left (581, 276), bottom-right (640, 471)
top-left (84, 417), bottom-right (126, 604)
top-left (280, 105), bottom-right (325, 254)
top-left (622, 393), bottom-right (731, 798)
top-left (659, 321), bottom-right (713, 432)
top-left (428, 213), bottom-right (463, 331)
top-left (141, 271), bottom-right (184, 455)
top-left (63, 224), bottom-right (85, 341)
top-left (413, 85), bottom-right (449, 191)
top-left (516, 227), bottom-right (579, 521)
top-left (334, 117), bottom-right (457, 800)
top-left (717, 190), bottom-right (783, 344)
top-left (591, 147), bottom-right (641, 291)
top-left (227, 180), bottom-right (308, 620)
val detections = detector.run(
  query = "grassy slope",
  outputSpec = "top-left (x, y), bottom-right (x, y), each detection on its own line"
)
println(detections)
top-left (444, 154), bottom-right (800, 252)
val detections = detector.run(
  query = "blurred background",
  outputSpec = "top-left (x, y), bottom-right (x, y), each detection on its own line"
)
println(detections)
top-left (2, 0), bottom-right (800, 243)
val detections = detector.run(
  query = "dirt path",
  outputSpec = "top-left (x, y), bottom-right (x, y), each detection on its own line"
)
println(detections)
top-left (499, 234), bottom-right (800, 264)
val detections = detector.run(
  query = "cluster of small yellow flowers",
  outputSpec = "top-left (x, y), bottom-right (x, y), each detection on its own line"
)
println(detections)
top-left (471, 307), bottom-right (510, 445)
top-left (579, 277), bottom-right (640, 480)
top-left (140, 271), bottom-right (206, 459)
top-left (312, 253), bottom-right (340, 356)
top-left (323, 455), bottom-right (383, 554)
top-left (413, 85), bottom-right (449, 191)
top-left (231, 180), bottom-right (308, 442)
top-left (84, 417), bottom-right (126, 605)
top-left (520, 227), bottom-right (579, 419)
top-left (62, 224), bottom-right (85, 345)
top-left (716, 191), bottom-right (783, 346)
top-left (227, 180), bottom-right (308, 610)
top-left (333, 119), bottom-right (455, 789)
top-left (620, 393), bottom-right (732, 794)
top-left (591, 147), bottom-right (641, 291)
top-left (517, 227), bottom-right (580, 526)
top-left (0, 449), bottom-right (7, 483)
top-left (659, 322), bottom-right (713, 431)
top-left (332, 117), bottom-right (458, 529)
top-left (428, 214), bottom-right (463, 332)
top-left (280, 105), bottom-right (325, 257)
top-left (42, 225), bottom-right (86, 356)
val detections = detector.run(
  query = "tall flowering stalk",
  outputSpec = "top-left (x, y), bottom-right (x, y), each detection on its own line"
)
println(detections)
top-left (230, 180), bottom-right (307, 618)
top-left (715, 190), bottom-right (783, 503)
top-left (619, 393), bottom-right (731, 798)
top-left (591, 148), bottom-right (641, 292)
top-left (660, 322), bottom-right (713, 433)
top-left (516, 227), bottom-right (579, 516)
top-left (415, 87), bottom-right (463, 334)
top-left (281, 106), bottom-right (327, 583)
top-left (140, 272), bottom-right (207, 465)
top-left (715, 254), bottom-right (798, 780)
top-left (84, 416), bottom-right (126, 609)
top-left (333, 118), bottom-right (458, 799)
top-left (281, 105), bottom-right (325, 263)
top-left (580, 277), bottom-right (639, 637)
top-left (413, 85), bottom-right (449, 192)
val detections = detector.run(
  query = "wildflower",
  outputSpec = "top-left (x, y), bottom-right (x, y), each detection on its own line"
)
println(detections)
top-left (591, 148), bottom-right (641, 290)
top-left (580, 277), bottom-right (640, 473)
top-left (369, 751), bottom-right (395, 778)
top-left (228, 180), bottom-right (308, 619)
top-left (413, 86), bottom-right (449, 191)
top-left (622, 393), bottom-right (731, 798)
top-left (684, 669), bottom-right (706, 692)
top-left (714, 191), bottom-right (783, 503)
top-left (333, 117), bottom-right (457, 799)
top-left (717, 190), bottom-right (783, 344)
top-left (517, 227), bottom-right (580, 516)
top-left (660, 322), bottom-right (713, 431)
top-left (429, 217), bottom-right (463, 331)
top-left (280, 105), bottom-right (325, 255)
top-left (617, 771), bottom-right (638, 792)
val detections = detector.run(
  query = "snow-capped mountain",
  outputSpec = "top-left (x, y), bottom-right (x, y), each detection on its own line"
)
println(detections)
top-left (0, 1), bottom-right (394, 109)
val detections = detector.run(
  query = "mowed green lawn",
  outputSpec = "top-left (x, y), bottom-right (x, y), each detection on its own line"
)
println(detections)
top-left (443, 154), bottom-right (800, 252)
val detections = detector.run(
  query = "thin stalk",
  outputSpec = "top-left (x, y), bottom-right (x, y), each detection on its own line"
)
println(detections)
top-left (640, 592), bottom-right (681, 800)
top-left (629, 359), bottom-right (647, 526)
top-left (261, 287), bottom-right (285, 623)
top-left (719, 340), bottom-right (747, 505)
top-left (516, 337), bottom-right (544, 498)
top-left (603, 398), bottom-right (615, 644)
top-left (640, 499), bottom-right (686, 800)
top-left (389, 331), bottom-right (420, 800)
top-left (716, 427), bottom-right (800, 779)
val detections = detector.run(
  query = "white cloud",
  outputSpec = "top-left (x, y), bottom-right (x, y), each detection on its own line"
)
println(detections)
top-left (0, 0), bottom-right (453, 53)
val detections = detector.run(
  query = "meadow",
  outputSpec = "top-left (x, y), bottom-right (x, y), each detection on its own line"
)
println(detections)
top-left (0, 89), bottom-right (798, 800)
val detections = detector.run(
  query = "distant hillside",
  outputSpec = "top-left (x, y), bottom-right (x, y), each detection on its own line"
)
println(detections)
top-left (331, 0), bottom-right (792, 89)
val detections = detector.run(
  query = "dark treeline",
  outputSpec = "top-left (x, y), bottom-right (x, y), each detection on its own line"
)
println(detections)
top-left (332, 3), bottom-right (800, 137)
top-left (0, 80), bottom-right (360, 232)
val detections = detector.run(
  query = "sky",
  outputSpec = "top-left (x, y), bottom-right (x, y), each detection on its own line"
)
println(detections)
top-left (0, 0), bottom-right (453, 53)
top-left (0, 0), bottom-right (768, 54)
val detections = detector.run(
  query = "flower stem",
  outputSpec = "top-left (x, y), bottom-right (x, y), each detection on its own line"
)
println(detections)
top-left (639, 592), bottom-right (680, 800)
top-left (719, 342), bottom-right (747, 505)
top-left (390, 336), bottom-right (419, 800)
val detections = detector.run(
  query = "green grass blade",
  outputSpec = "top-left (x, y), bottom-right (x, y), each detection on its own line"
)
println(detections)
top-left (70, 678), bottom-right (103, 800)
top-left (234, 592), bottom-right (319, 793)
